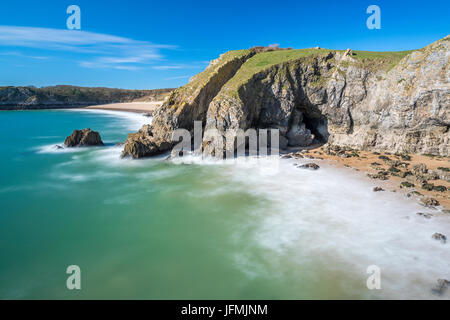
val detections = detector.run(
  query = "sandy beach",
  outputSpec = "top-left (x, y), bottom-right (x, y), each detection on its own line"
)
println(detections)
top-left (85, 101), bottom-right (163, 114)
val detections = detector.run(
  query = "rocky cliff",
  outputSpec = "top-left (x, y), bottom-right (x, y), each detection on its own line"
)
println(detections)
top-left (0, 86), bottom-right (173, 110)
top-left (122, 36), bottom-right (449, 158)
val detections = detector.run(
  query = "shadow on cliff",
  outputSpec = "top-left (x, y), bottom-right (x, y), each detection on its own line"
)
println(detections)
top-left (239, 66), bottom-right (330, 150)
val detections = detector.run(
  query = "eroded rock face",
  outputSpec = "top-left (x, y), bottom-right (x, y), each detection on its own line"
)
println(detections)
top-left (121, 50), bottom-right (256, 158)
top-left (123, 36), bottom-right (449, 158)
top-left (286, 110), bottom-right (314, 147)
top-left (64, 128), bottom-right (104, 147)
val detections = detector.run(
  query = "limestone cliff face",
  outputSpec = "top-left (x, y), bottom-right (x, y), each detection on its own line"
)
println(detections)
top-left (122, 49), bottom-right (255, 158)
top-left (123, 36), bottom-right (449, 158)
top-left (329, 38), bottom-right (449, 156)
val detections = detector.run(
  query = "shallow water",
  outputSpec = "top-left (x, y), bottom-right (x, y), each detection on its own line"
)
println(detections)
top-left (0, 109), bottom-right (449, 299)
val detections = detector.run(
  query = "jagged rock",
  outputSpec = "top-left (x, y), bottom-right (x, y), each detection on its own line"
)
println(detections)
top-left (432, 233), bottom-right (447, 243)
top-left (422, 197), bottom-right (440, 208)
top-left (413, 163), bottom-right (428, 176)
top-left (400, 181), bottom-right (415, 188)
top-left (373, 187), bottom-right (385, 192)
top-left (433, 185), bottom-right (447, 192)
top-left (368, 171), bottom-right (390, 180)
top-left (421, 183), bottom-right (435, 191)
top-left (426, 171), bottom-right (440, 180)
top-left (64, 128), bottom-right (104, 147)
top-left (286, 110), bottom-right (313, 147)
top-left (416, 212), bottom-right (433, 219)
top-left (432, 279), bottom-right (450, 296)
top-left (388, 166), bottom-right (401, 174)
top-left (400, 154), bottom-right (411, 161)
top-left (410, 191), bottom-right (423, 197)
top-left (436, 167), bottom-right (450, 182)
top-left (298, 163), bottom-right (320, 170)
top-left (121, 125), bottom-right (173, 158)
top-left (406, 174), bottom-right (428, 186)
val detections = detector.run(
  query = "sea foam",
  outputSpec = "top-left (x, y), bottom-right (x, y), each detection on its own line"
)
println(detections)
top-left (171, 155), bottom-right (450, 299)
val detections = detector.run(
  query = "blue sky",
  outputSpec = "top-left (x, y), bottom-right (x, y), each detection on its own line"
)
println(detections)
top-left (0, 0), bottom-right (448, 89)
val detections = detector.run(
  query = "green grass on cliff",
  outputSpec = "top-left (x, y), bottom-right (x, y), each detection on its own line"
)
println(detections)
top-left (351, 50), bottom-right (414, 71)
top-left (217, 48), bottom-right (414, 97)
top-left (220, 48), bottom-right (333, 94)
top-left (175, 49), bottom-right (251, 96)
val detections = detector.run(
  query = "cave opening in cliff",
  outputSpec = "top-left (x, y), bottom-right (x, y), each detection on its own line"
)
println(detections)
top-left (286, 106), bottom-right (329, 147)
top-left (303, 115), bottom-right (329, 144)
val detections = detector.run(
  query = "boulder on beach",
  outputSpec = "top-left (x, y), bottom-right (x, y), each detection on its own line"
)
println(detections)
top-left (421, 197), bottom-right (440, 208)
top-left (298, 163), bottom-right (320, 170)
top-left (432, 233), bottom-right (447, 243)
top-left (64, 128), bottom-right (104, 147)
top-left (416, 212), bottom-right (433, 219)
top-left (432, 279), bottom-right (450, 296)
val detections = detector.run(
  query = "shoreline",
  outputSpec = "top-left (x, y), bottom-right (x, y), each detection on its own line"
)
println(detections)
top-left (84, 101), bottom-right (163, 114)
top-left (283, 146), bottom-right (450, 211)
top-left (0, 101), bottom-right (164, 114)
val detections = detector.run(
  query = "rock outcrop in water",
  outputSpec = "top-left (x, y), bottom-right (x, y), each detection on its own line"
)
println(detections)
top-left (64, 128), bottom-right (104, 147)
top-left (122, 36), bottom-right (450, 158)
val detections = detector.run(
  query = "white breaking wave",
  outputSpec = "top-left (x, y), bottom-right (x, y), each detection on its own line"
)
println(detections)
top-left (171, 155), bottom-right (450, 299)
top-left (36, 144), bottom-right (87, 154)
top-left (35, 109), bottom-right (152, 155)
top-left (65, 109), bottom-right (152, 131)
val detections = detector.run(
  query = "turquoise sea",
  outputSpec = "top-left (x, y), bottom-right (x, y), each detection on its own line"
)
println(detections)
top-left (0, 109), bottom-right (449, 299)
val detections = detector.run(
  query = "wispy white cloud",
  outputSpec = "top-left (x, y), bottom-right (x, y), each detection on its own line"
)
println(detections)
top-left (164, 75), bottom-right (192, 81)
top-left (0, 51), bottom-right (49, 60)
top-left (152, 61), bottom-right (210, 70)
top-left (152, 65), bottom-right (185, 70)
top-left (79, 60), bottom-right (142, 71)
top-left (0, 25), bottom-right (176, 70)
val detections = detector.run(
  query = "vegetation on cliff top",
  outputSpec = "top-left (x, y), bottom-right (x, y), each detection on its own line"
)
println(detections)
top-left (351, 50), bottom-right (414, 72)
top-left (221, 49), bottom-right (333, 93)
top-left (214, 47), bottom-right (414, 97)
top-left (171, 49), bottom-right (251, 100)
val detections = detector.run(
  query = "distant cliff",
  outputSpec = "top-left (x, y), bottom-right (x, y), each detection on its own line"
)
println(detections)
top-left (120, 36), bottom-right (448, 158)
top-left (0, 86), bottom-right (174, 110)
